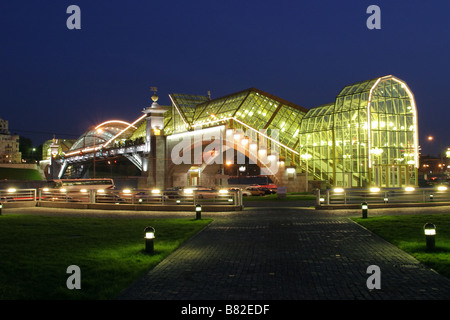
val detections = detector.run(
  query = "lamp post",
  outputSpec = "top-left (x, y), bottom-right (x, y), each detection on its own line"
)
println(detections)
top-left (195, 204), bottom-right (202, 220)
top-left (424, 223), bottom-right (436, 251)
top-left (361, 202), bottom-right (368, 219)
top-left (144, 226), bottom-right (155, 254)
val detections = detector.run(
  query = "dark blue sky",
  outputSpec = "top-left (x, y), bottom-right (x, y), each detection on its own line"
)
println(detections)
top-left (1, 1), bottom-right (449, 156)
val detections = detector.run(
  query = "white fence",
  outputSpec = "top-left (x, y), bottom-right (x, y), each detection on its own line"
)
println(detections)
top-left (0, 188), bottom-right (242, 207)
top-left (0, 188), bottom-right (36, 203)
top-left (316, 186), bottom-right (450, 207)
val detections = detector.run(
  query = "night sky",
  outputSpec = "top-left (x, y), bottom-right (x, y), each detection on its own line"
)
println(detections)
top-left (1, 1), bottom-right (449, 156)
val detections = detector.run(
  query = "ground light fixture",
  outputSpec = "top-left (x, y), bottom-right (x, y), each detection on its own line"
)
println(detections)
top-left (195, 204), bottom-right (202, 220)
top-left (144, 226), bottom-right (155, 254)
top-left (361, 202), bottom-right (368, 219)
top-left (0, 203), bottom-right (2, 215)
top-left (424, 223), bottom-right (436, 251)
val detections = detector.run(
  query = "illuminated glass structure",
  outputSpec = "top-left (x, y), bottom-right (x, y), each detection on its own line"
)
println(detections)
top-left (66, 75), bottom-right (418, 188)
top-left (300, 75), bottom-right (418, 188)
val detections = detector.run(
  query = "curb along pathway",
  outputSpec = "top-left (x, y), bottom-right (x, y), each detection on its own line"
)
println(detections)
top-left (118, 208), bottom-right (450, 300)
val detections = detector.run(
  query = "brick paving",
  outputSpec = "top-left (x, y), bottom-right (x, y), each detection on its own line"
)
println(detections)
top-left (117, 207), bottom-right (450, 300)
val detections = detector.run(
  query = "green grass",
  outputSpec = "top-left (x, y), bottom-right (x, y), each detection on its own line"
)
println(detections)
top-left (353, 214), bottom-right (450, 279)
top-left (0, 214), bottom-right (211, 300)
top-left (0, 167), bottom-right (43, 180)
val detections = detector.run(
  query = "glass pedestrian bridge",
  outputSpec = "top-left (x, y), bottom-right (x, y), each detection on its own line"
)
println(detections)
top-left (63, 75), bottom-right (418, 189)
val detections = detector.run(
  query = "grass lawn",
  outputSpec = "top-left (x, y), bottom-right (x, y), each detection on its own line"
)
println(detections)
top-left (0, 167), bottom-right (43, 180)
top-left (352, 214), bottom-right (450, 279)
top-left (0, 214), bottom-right (211, 300)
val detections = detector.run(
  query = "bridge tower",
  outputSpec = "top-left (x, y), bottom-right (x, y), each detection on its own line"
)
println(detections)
top-left (142, 88), bottom-right (169, 189)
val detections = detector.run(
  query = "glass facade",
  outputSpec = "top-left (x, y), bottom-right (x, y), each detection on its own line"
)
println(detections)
top-left (190, 88), bottom-right (309, 159)
top-left (66, 74), bottom-right (418, 188)
top-left (299, 75), bottom-right (418, 188)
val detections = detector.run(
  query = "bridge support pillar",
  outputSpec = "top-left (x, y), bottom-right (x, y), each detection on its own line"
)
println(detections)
top-left (146, 135), bottom-right (167, 190)
top-left (142, 89), bottom-right (169, 190)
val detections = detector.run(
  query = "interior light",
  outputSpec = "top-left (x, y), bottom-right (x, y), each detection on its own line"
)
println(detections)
top-left (286, 168), bottom-right (296, 174)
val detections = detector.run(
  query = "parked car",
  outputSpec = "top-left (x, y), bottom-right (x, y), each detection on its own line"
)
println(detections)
top-left (257, 187), bottom-right (275, 195)
top-left (248, 184), bottom-right (277, 194)
top-left (182, 186), bottom-right (217, 199)
top-left (245, 186), bottom-right (265, 196)
top-left (229, 187), bottom-right (252, 196)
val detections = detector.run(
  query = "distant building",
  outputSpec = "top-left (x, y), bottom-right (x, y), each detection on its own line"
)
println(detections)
top-left (0, 117), bottom-right (21, 164)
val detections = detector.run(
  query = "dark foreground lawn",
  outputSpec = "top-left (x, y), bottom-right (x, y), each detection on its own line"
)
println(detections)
top-left (353, 214), bottom-right (450, 279)
top-left (0, 214), bottom-right (211, 300)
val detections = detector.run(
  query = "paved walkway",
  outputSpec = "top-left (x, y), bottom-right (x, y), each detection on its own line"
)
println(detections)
top-left (117, 206), bottom-right (450, 300)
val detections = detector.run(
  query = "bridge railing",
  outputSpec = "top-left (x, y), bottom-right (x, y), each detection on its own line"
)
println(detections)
top-left (315, 186), bottom-right (450, 207)
top-left (36, 188), bottom-right (242, 207)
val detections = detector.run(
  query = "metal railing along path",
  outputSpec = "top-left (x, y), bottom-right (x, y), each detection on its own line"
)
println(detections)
top-left (0, 188), bottom-right (37, 203)
top-left (315, 186), bottom-right (450, 208)
top-left (37, 188), bottom-right (242, 207)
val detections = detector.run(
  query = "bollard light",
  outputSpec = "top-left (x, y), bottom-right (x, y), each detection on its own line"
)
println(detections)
top-left (0, 203), bottom-right (2, 215)
top-left (144, 226), bottom-right (155, 254)
top-left (195, 204), bottom-right (202, 220)
top-left (176, 199), bottom-right (181, 204)
top-left (429, 194), bottom-right (434, 201)
top-left (384, 197), bottom-right (389, 204)
top-left (424, 223), bottom-right (436, 251)
top-left (361, 202), bottom-right (368, 219)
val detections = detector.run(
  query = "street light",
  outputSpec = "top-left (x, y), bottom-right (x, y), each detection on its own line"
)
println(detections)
top-left (195, 204), bottom-right (202, 220)
top-left (144, 226), bottom-right (155, 254)
top-left (424, 223), bottom-right (436, 251)
top-left (361, 202), bottom-right (368, 219)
